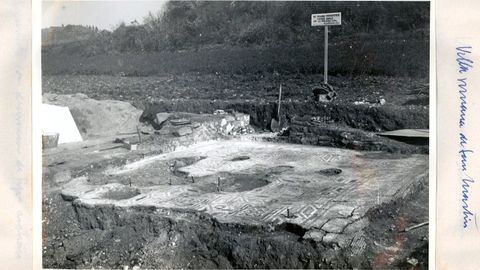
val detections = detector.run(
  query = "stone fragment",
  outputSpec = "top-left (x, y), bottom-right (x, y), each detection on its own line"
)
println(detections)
top-left (321, 218), bottom-right (351, 233)
top-left (191, 122), bottom-right (201, 128)
top-left (173, 127), bottom-right (193, 137)
top-left (155, 126), bottom-right (172, 135)
top-left (322, 233), bottom-right (351, 248)
top-left (322, 233), bottom-right (339, 243)
top-left (220, 118), bottom-right (227, 127)
top-left (225, 123), bottom-right (234, 134)
top-left (60, 192), bottom-right (77, 202)
top-left (154, 113), bottom-right (170, 126)
top-left (303, 229), bottom-right (325, 242)
top-left (407, 257), bottom-right (418, 266)
top-left (170, 118), bottom-right (191, 126)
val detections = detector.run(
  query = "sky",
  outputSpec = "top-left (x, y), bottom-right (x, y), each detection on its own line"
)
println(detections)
top-left (42, 1), bottom-right (168, 30)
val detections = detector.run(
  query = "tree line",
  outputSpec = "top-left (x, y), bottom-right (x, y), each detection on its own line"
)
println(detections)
top-left (43, 1), bottom-right (429, 54)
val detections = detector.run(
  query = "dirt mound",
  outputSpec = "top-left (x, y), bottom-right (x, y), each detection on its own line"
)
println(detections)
top-left (43, 93), bottom-right (143, 139)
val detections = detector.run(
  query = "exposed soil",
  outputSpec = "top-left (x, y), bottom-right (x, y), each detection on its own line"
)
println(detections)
top-left (42, 169), bottom-right (428, 269)
top-left (43, 192), bottom-right (326, 269)
top-left (43, 74), bottom-right (428, 109)
top-left (42, 70), bottom-right (428, 269)
top-left (364, 174), bottom-right (429, 269)
top-left (140, 99), bottom-right (428, 132)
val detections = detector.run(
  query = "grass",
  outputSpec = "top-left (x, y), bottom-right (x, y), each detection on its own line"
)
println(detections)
top-left (43, 38), bottom-right (429, 78)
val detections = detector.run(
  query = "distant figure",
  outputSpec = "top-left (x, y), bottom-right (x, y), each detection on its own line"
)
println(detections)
top-left (312, 83), bottom-right (337, 102)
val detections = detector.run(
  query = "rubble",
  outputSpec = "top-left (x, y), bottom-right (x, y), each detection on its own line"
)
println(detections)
top-left (303, 230), bottom-right (326, 242)
top-left (173, 127), bottom-right (193, 137)
top-left (154, 113), bottom-right (171, 127)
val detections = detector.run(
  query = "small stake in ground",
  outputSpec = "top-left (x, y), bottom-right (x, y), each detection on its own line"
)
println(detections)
top-left (168, 162), bottom-right (176, 186)
top-left (217, 176), bottom-right (221, 192)
top-left (191, 176), bottom-right (195, 183)
top-left (287, 208), bottom-right (290, 218)
top-left (136, 125), bottom-right (142, 143)
top-left (129, 178), bottom-right (132, 187)
top-left (277, 84), bottom-right (282, 126)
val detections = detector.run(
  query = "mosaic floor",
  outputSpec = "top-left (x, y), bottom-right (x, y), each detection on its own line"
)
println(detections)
top-left (62, 140), bottom-right (428, 239)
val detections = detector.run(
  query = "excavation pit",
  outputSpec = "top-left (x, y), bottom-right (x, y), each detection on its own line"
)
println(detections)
top-left (62, 140), bottom-right (427, 229)
top-left (52, 137), bottom-right (428, 269)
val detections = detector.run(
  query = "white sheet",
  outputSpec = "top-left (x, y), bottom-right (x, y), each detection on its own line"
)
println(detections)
top-left (41, 104), bottom-right (83, 144)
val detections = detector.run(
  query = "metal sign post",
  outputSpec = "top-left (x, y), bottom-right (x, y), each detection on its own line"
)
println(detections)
top-left (324, 25), bottom-right (328, 84)
top-left (311, 12), bottom-right (341, 84)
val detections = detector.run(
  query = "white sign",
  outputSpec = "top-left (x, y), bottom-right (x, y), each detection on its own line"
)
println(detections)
top-left (311, 12), bottom-right (341, 26)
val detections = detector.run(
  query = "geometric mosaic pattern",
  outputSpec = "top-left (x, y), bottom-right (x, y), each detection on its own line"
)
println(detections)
top-left (63, 140), bottom-right (428, 238)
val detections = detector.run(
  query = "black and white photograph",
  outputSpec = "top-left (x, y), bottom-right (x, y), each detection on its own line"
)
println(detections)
top-left (41, 1), bottom-right (430, 269)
